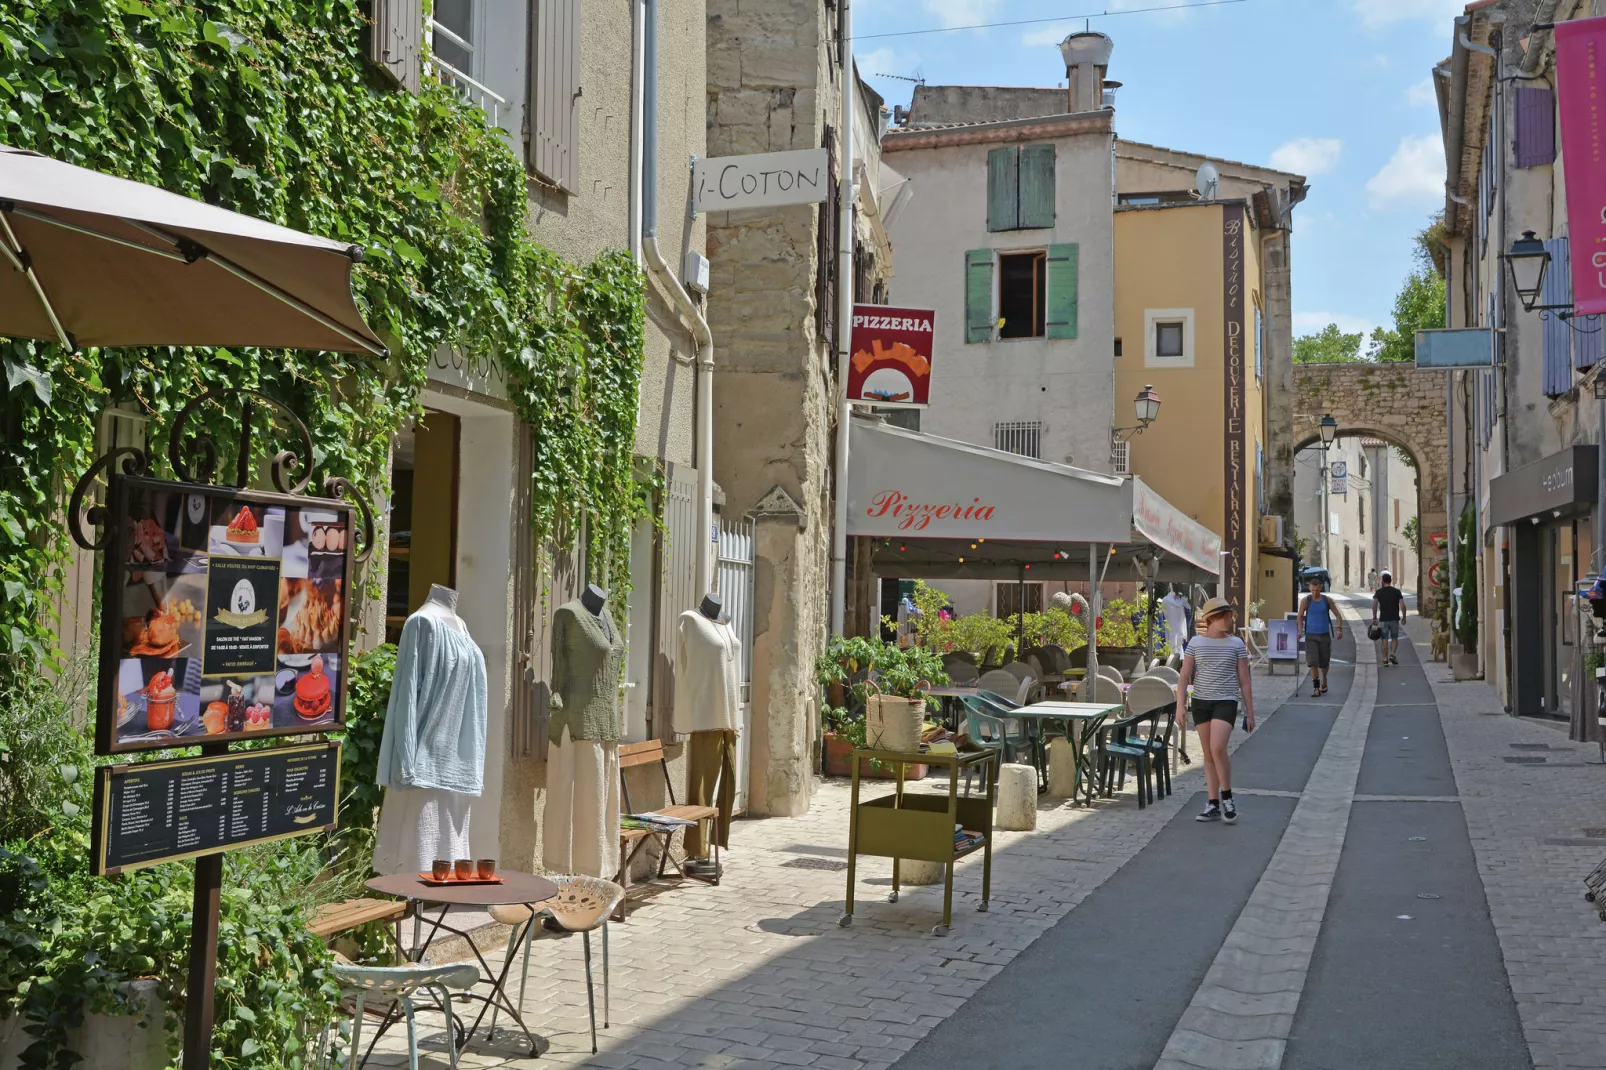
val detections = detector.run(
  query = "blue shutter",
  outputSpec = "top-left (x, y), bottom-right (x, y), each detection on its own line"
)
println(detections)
top-left (1576, 318), bottom-right (1604, 369)
top-left (1514, 88), bottom-right (1556, 167)
top-left (1543, 237), bottom-right (1573, 395)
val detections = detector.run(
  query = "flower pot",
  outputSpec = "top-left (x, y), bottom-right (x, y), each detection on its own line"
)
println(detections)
top-left (822, 733), bottom-right (926, 779)
top-left (1451, 652), bottom-right (1480, 681)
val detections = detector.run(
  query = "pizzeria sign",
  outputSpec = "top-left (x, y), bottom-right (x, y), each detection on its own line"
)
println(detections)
top-left (848, 305), bottom-right (936, 408)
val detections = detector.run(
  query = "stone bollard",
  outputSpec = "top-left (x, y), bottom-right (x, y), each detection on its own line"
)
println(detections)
top-left (896, 858), bottom-right (945, 885)
top-left (1045, 737), bottom-right (1081, 798)
top-left (996, 763), bottom-right (1038, 831)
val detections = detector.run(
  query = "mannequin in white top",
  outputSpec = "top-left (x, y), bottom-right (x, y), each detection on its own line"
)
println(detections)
top-left (676, 592), bottom-right (741, 865)
top-left (372, 583), bottom-right (490, 875)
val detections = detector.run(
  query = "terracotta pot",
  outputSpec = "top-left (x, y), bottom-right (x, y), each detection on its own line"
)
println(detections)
top-left (822, 733), bottom-right (926, 780)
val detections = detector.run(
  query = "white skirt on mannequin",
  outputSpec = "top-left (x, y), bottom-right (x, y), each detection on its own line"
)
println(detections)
top-left (542, 726), bottom-right (620, 878)
top-left (373, 786), bottom-right (474, 875)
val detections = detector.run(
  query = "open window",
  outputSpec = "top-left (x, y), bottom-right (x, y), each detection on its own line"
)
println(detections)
top-left (998, 251), bottom-right (1046, 339)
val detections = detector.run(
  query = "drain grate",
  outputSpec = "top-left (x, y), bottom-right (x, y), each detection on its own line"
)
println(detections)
top-left (1503, 756), bottom-right (1549, 764)
top-left (781, 857), bottom-right (849, 872)
top-left (1583, 829), bottom-right (1606, 838)
top-left (1510, 743), bottom-right (1553, 750)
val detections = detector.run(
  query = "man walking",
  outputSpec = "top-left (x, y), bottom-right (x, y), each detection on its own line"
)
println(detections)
top-left (1372, 569), bottom-right (1406, 666)
top-left (1298, 576), bottom-right (1343, 696)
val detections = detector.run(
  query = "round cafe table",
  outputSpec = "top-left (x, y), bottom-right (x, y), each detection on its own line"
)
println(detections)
top-left (365, 870), bottom-right (559, 1059)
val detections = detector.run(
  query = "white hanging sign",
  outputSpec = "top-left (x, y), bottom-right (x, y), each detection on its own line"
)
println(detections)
top-left (694, 149), bottom-right (831, 213)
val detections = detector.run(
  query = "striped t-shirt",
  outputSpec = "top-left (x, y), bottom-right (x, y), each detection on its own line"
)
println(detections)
top-left (1188, 635), bottom-right (1248, 701)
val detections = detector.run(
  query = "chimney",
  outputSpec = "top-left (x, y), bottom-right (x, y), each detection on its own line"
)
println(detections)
top-left (1059, 31), bottom-right (1114, 114)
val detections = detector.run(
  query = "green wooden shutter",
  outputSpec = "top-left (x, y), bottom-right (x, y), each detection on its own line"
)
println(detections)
top-left (965, 249), bottom-right (994, 343)
top-left (1045, 243), bottom-right (1078, 339)
top-left (1018, 144), bottom-right (1056, 229)
top-left (987, 147), bottom-right (1019, 231)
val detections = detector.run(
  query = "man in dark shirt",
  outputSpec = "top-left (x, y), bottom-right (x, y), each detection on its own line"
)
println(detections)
top-left (1372, 570), bottom-right (1406, 666)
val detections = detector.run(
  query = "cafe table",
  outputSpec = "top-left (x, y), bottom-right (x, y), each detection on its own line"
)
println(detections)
top-left (365, 869), bottom-right (559, 1059)
top-left (1012, 701), bottom-right (1126, 805)
top-left (926, 684), bottom-right (979, 732)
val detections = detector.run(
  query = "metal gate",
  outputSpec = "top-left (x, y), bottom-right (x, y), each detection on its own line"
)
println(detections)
top-left (716, 516), bottom-right (756, 809)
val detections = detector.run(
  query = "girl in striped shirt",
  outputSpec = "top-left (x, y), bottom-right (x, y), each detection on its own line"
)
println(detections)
top-left (1177, 597), bottom-right (1255, 823)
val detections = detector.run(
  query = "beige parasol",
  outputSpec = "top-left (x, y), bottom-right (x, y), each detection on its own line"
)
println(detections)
top-left (0, 144), bottom-right (385, 355)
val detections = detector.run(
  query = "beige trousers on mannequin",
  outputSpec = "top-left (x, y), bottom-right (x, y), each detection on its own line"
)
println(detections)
top-left (542, 726), bottom-right (620, 878)
top-left (684, 729), bottom-right (735, 859)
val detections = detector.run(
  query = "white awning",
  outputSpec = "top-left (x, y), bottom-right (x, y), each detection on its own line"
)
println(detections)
top-left (847, 419), bottom-right (1131, 543)
top-left (847, 419), bottom-right (1221, 578)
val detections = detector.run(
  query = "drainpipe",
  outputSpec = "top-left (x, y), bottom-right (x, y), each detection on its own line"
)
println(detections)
top-left (640, 0), bottom-right (714, 598)
top-left (830, 0), bottom-right (855, 636)
top-left (629, 1), bottom-right (645, 262)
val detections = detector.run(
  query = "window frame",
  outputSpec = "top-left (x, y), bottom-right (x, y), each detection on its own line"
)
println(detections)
top-left (1144, 308), bottom-right (1195, 367)
top-left (997, 249), bottom-right (1048, 340)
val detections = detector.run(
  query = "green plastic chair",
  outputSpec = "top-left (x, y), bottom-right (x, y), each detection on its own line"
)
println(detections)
top-left (327, 960), bottom-right (479, 1070)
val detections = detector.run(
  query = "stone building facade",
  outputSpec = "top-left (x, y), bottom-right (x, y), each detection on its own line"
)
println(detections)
top-left (705, 0), bottom-right (893, 815)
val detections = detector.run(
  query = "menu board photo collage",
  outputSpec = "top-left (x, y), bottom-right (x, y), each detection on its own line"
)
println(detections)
top-left (107, 482), bottom-right (351, 751)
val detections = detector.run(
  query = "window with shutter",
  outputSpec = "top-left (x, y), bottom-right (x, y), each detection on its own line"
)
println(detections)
top-left (1514, 87), bottom-right (1556, 167)
top-left (817, 128), bottom-right (840, 351)
top-left (530, 0), bottom-right (582, 193)
top-left (1576, 317), bottom-right (1604, 370)
top-left (965, 249), bottom-right (994, 343)
top-left (1542, 236), bottom-right (1573, 396)
top-left (1045, 243), bottom-right (1078, 339)
top-left (987, 144), bottom-right (1055, 231)
top-left (367, 0), bottom-right (423, 92)
top-left (1254, 305), bottom-right (1264, 380)
top-left (987, 148), bottom-right (1019, 232)
top-left (1018, 144), bottom-right (1055, 228)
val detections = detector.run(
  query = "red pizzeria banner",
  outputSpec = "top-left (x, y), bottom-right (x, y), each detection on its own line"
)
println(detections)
top-left (847, 305), bottom-right (935, 407)
top-left (1557, 17), bottom-right (1606, 317)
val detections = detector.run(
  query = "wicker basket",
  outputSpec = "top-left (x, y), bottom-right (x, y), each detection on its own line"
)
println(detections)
top-left (865, 683), bottom-right (925, 753)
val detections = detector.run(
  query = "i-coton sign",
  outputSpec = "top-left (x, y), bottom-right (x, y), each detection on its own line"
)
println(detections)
top-left (694, 148), bottom-right (831, 213)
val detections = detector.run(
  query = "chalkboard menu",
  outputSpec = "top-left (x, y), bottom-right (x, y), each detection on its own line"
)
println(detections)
top-left (91, 743), bottom-right (341, 876)
top-left (97, 475), bottom-right (354, 754)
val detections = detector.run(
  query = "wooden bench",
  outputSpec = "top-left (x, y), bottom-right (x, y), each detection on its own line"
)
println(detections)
top-left (616, 739), bottom-right (722, 919)
top-left (307, 897), bottom-right (409, 939)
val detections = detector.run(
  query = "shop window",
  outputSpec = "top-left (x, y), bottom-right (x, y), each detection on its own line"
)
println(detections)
top-left (995, 582), bottom-right (1044, 618)
top-left (998, 251), bottom-right (1046, 339)
top-left (994, 420), bottom-right (1043, 459)
top-left (386, 410), bottom-right (461, 643)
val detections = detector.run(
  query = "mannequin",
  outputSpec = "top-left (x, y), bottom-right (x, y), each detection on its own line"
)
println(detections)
top-left (372, 584), bottom-right (490, 875)
top-left (543, 585), bottom-right (625, 879)
top-left (1161, 584), bottom-right (1191, 654)
top-left (675, 591), bottom-right (741, 864)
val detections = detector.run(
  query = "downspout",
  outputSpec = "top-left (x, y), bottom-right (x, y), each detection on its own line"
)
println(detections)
top-left (830, 0), bottom-right (855, 636)
top-left (629, 0), bottom-right (645, 261)
top-left (640, 0), bottom-right (715, 598)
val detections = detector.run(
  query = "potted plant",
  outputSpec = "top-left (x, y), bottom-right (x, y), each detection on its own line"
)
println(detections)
top-left (816, 638), bottom-right (947, 777)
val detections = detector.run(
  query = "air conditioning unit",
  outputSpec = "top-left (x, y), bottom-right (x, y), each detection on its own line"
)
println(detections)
top-left (1259, 515), bottom-right (1284, 547)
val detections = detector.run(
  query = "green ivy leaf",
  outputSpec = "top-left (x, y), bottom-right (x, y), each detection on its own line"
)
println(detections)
top-left (241, 1038), bottom-right (260, 1056)
top-left (392, 240), bottom-right (424, 265)
top-left (3, 355), bottom-right (52, 405)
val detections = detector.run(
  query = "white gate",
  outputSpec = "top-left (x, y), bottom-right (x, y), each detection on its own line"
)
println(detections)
top-left (716, 517), bottom-right (756, 809)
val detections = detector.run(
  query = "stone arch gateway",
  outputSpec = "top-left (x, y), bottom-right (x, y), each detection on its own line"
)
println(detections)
top-left (1292, 361), bottom-right (1448, 617)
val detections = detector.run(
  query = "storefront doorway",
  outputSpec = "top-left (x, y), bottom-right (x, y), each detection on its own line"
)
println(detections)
top-left (1541, 521), bottom-right (1577, 720)
top-left (385, 410), bottom-right (460, 643)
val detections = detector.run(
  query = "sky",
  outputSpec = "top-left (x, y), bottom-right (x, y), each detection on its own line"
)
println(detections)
top-left (853, 0), bottom-right (1467, 341)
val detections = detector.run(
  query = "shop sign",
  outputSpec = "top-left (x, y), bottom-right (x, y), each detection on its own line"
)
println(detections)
top-left (1556, 17), bottom-right (1606, 316)
top-left (1221, 205), bottom-right (1248, 612)
top-left (1330, 460), bottom-right (1348, 496)
top-left (1488, 444), bottom-right (1599, 527)
top-left (1415, 327), bottom-right (1494, 368)
top-left (693, 148), bottom-right (830, 213)
top-left (1132, 477), bottom-right (1222, 575)
top-left (847, 305), bottom-right (936, 407)
top-left (91, 742), bottom-right (339, 876)
top-left (428, 342), bottom-right (508, 401)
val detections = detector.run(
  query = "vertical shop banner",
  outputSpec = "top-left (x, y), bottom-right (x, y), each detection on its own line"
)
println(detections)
top-left (847, 306), bottom-right (936, 407)
top-left (1557, 17), bottom-right (1606, 316)
top-left (1221, 205), bottom-right (1247, 613)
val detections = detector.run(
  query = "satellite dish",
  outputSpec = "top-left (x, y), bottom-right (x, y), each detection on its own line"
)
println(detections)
top-left (1194, 162), bottom-right (1220, 200)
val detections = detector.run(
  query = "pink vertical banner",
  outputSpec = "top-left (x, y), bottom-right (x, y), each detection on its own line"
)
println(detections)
top-left (1557, 17), bottom-right (1606, 316)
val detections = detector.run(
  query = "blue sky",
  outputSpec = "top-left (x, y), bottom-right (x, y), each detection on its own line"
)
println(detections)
top-left (854, 0), bottom-right (1465, 340)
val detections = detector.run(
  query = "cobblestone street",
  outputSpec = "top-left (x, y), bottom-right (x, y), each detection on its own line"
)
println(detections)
top-left (363, 601), bottom-right (1606, 1069)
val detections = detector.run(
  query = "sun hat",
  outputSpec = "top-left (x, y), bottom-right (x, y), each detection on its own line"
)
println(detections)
top-left (1381, 570), bottom-right (1392, 580)
top-left (1199, 596), bottom-right (1235, 621)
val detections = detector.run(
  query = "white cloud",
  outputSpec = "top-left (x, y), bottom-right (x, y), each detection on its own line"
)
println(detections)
top-left (1270, 137), bottom-right (1343, 176)
top-left (1294, 311), bottom-right (1378, 338)
top-left (1365, 133), bottom-right (1445, 209)
top-left (1407, 76), bottom-right (1437, 107)
top-left (921, 0), bottom-right (1003, 29)
top-left (1349, 0), bottom-right (1465, 27)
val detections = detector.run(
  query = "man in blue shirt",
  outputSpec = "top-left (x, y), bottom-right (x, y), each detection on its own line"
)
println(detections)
top-left (1298, 577), bottom-right (1343, 696)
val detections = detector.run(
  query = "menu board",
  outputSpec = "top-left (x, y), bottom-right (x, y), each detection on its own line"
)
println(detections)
top-left (91, 743), bottom-right (341, 875)
top-left (97, 476), bottom-right (353, 754)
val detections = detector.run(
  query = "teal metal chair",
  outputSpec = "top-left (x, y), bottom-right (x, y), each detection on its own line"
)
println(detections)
top-left (326, 960), bottom-right (479, 1070)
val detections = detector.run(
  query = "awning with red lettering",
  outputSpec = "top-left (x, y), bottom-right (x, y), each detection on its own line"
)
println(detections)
top-left (847, 418), bottom-right (1221, 581)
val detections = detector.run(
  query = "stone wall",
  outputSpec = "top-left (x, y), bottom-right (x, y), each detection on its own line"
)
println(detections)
top-left (1293, 361), bottom-right (1449, 616)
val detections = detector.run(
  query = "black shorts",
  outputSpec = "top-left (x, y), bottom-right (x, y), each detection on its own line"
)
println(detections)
top-left (1191, 698), bottom-right (1239, 727)
top-left (1306, 633), bottom-right (1333, 669)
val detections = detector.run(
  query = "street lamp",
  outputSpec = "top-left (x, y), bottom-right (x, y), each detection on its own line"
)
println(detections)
top-left (1114, 384), bottom-right (1163, 442)
top-left (1317, 414), bottom-right (1339, 572)
top-left (1318, 412), bottom-right (1338, 447)
top-left (1506, 230), bottom-right (1551, 313)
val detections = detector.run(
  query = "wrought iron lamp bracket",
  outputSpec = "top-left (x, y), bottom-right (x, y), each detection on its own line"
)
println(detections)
top-left (1536, 307), bottom-right (1604, 335)
top-left (68, 388), bottom-right (375, 562)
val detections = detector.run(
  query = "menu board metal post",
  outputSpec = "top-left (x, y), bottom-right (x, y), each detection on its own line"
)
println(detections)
top-left (184, 745), bottom-right (224, 1070)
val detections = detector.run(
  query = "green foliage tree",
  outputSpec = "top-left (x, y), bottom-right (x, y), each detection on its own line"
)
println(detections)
top-left (1369, 268), bottom-right (1446, 364)
top-left (1293, 323), bottom-right (1366, 364)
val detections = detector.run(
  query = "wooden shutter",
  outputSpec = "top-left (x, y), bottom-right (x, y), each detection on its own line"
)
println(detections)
top-left (1542, 237), bottom-right (1572, 396)
top-left (987, 147), bottom-right (1019, 232)
top-left (367, 0), bottom-right (423, 92)
top-left (964, 249), bottom-right (994, 343)
top-left (1018, 144), bottom-right (1056, 229)
top-left (1514, 88), bottom-right (1555, 168)
top-left (530, 0), bottom-right (582, 192)
top-left (650, 463), bottom-right (699, 739)
top-left (1045, 243), bottom-right (1079, 340)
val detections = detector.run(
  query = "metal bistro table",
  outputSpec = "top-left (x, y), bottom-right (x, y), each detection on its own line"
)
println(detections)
top-left (1015, 701), bottom-right (1126, 806)
top-left (926, 684), bottom-right (980, 732)
top-left (365, 870), bottom-right (560, 1060)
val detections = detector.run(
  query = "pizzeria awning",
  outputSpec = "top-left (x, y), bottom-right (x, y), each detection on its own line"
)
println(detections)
top-left (847, 418), bottom-right (1221, 583)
